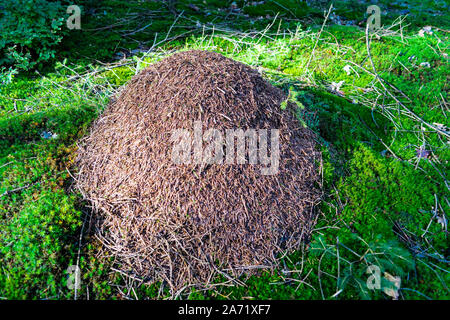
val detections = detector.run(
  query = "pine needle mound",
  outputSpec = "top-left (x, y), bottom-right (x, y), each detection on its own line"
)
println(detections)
top-left (76, 50), bottom-right (321, 294)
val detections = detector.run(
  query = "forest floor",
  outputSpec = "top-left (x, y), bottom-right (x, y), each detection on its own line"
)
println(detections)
top-left (0, 0), bottom-right (448, 299)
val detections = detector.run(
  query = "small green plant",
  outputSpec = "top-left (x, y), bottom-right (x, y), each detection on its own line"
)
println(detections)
top-left (0, 67), bottom-right (18, 85)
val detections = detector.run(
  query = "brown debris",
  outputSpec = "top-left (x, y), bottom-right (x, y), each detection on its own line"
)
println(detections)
top-left (75, 50), bottom-right (321, 294)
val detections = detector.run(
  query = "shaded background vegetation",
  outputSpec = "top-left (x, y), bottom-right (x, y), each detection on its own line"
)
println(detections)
top-left (0, 0), bottom-right (448, 299)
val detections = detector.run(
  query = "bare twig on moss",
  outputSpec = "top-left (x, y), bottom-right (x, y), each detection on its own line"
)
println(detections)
top-left (364, 26), bottom-right (450, 139)
top-left (0, 184), bottom-right (31, 198)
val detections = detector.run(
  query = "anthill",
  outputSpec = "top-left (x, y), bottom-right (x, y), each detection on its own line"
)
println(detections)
top-left (76, 50), bottom-right (321, 295)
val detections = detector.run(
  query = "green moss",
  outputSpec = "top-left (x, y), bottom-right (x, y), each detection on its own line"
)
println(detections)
top-left (339, 145), bottom-right (439, 238)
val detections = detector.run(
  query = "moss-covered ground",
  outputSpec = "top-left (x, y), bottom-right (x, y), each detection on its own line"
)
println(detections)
top-left (0, 0), bottom-right (448, 299)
